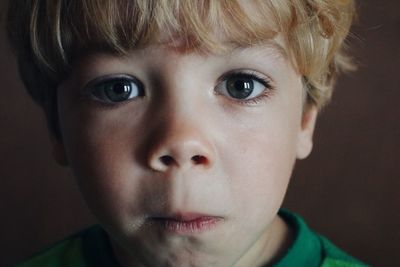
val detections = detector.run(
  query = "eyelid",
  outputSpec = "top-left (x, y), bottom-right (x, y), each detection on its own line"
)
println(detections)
top-left (83, 74), bottom-right (141, 91)
top-left (217, 69), bottom-right (274, 89)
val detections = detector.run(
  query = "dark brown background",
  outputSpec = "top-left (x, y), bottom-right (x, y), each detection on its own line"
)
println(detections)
top-left (1, 1), bottom-right (399, 266)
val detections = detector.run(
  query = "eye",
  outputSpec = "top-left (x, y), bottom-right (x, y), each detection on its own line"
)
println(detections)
top-left (88, 76), bottom-right (144, 103)
top-left (215, 71), bottom-right (272, 102)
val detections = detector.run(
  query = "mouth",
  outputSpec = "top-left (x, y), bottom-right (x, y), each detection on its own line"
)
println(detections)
top-left (149, 212), bottom-right (223, 234)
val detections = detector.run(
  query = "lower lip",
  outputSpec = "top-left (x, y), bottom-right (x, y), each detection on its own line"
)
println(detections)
top-left (151, 217), bottom-right (222, 234)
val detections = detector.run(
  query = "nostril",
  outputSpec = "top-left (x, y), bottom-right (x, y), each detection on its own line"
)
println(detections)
top-left (191, 155), bottom-right (208, 165)
top-left (160, 155), bottom-right (175, 166)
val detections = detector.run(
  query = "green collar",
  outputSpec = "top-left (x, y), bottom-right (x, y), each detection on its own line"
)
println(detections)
top-left (82, 226), bottom-right (120, 267)
top-left (272, 209), bottom-right (322, 267)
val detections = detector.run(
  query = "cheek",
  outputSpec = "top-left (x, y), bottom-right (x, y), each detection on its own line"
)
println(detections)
top-left (220, 109), bottom-right (300, 218)
top-left (59, 107), bottom-right (147, 223)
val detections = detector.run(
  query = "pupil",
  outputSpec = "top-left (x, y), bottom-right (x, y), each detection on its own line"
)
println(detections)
top-left (234, 80), bottom-right (251, 91)
top-left (113, 83), bottom-right (130, 94)
top-left (105, 80), bottom-right (132, 102)
top-left (227, 77), bottom-right (253, 99)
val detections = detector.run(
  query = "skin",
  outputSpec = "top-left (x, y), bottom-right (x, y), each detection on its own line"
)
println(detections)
top-left (55, 40), bottom-right (317, 266)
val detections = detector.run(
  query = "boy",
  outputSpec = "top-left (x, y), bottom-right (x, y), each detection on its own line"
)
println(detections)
top-left (7, 0), bottom-right (368, 266)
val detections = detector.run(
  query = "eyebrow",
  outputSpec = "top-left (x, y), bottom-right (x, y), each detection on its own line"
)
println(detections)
top-left (225, 41), bottom-right (288, 62)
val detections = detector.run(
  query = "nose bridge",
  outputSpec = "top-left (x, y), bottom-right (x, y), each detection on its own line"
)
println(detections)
top-left (145, 59), bottom-right (215, 172)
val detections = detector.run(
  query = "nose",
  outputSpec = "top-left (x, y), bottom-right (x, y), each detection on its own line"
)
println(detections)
top-left (146, 117), bottom-right (215, 172)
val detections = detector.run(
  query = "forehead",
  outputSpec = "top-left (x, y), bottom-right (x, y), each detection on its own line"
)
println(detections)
top-left (64, 0), bottom-right (281, 57)
top-left (76, 41), bottom-right (288, 78)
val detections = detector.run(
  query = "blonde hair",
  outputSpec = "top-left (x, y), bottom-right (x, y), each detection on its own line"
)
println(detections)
top-left (7, 0), bottom-right (355, 138)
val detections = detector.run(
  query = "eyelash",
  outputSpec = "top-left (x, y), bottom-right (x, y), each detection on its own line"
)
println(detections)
top-left (216, 70), bottom-right (275, 106)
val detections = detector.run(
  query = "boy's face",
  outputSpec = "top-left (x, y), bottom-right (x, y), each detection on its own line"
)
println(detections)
top-left (56, 41), bottom-right (316, 266)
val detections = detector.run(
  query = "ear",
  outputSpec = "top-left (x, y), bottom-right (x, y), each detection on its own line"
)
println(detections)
top-left (50, 136), bottom-right (69, 166)
top-left (296, 105), bottom-right (318, 160)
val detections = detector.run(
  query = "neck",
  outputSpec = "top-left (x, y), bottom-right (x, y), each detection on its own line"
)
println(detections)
top-left (233, 215), bottom-right (294, 267)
